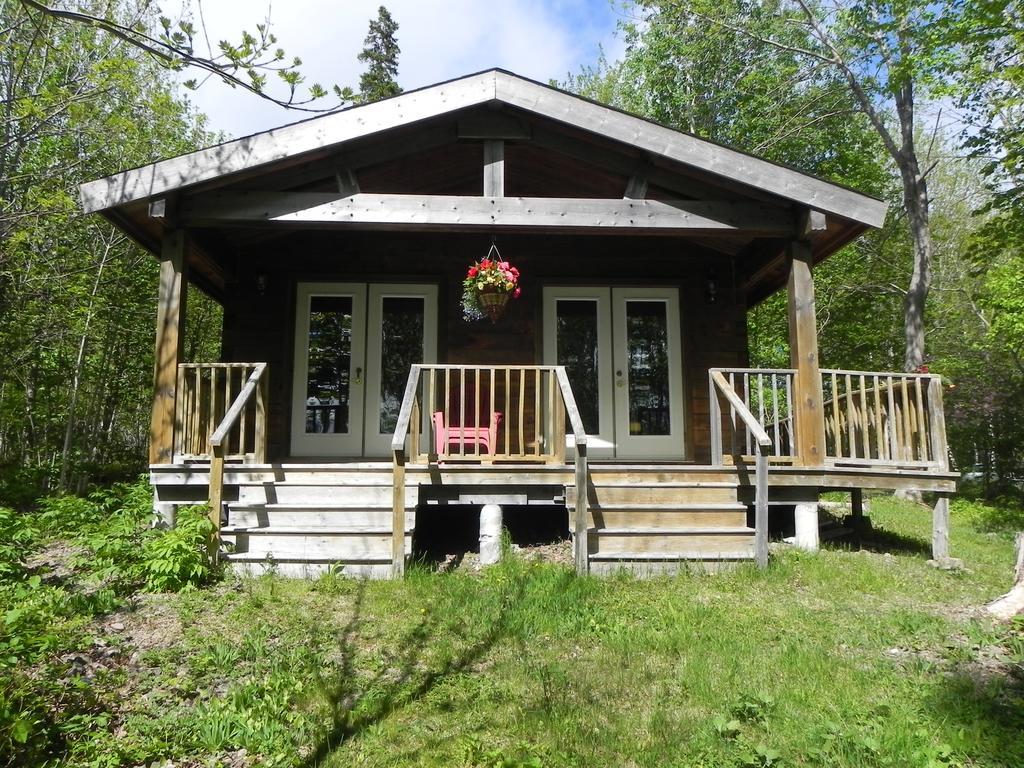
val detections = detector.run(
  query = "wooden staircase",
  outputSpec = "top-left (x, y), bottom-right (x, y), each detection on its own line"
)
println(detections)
top-left (566, 466), bottom-right (755, 574)
top-left (218, 466), bottom-right (415, 578)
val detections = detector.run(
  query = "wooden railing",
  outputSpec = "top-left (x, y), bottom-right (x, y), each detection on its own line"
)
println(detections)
top-left (396, 364), bottom-right (573, 464)
top-left (391, 364), bottom-right (588, 576)
top-left (709, 368), bottom-right (797, 464)
top-left (709, 371), bottom-right (770, 568)
top-left (195, 364), bottom-right (268, 561)
top-left (175, 363), bottom-right (268, 461)
top-left (821, 369), bottom-right (949, 469)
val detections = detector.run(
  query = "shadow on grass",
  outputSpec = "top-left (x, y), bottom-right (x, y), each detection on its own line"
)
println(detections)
top-left (925, 666), bottom-right (1024, 765)
top-left (300, 568), bottom-right (526, 766)
top-left (819, 516), bottom-right (934, 558)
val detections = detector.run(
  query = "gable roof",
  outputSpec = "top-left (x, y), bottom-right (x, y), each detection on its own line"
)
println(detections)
top-left (79, 69), bottom-right (886, 228)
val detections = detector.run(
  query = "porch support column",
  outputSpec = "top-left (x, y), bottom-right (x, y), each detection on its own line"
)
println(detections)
top-left (932, 494), bottom-right (951, 561)
top-left (149, 229), bottom-right (188, 465)
top-left (787, 233), bottom-right (826, 467)
top-left (793, 500), bottom-right (820, 552)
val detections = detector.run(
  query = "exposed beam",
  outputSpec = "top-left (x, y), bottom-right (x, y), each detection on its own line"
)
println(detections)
top-left (180, 191), bottom-right (795, 235)
top-left (335, 167), bottom-right (360, 196)
top-left (483, 140), bottom-right (504, 197)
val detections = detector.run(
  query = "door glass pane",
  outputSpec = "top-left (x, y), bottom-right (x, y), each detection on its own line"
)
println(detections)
top-left (556, 299), bottom-right (600, 434)
top-left (305, 296), bottom-right (352, 434)
top-left (626, 300), bottom-right (670, 436)
top-left (379, 297), bottom-right (425, 432)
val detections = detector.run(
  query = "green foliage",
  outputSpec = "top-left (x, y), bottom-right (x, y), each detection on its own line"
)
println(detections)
top-left (0, 506), bottom-right (38, 580)
top-left (356, 6), bottom-right (401, 103)
top-left (142, 505), bottom-right (215, 592)
top-left (952, 497), bottom-right (1024, 535)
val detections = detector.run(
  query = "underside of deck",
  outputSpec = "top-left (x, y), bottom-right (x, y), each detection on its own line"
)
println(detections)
top-left (152, 461), bottom-right (957, 578)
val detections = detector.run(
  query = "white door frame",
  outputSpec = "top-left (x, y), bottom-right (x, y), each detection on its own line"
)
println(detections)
top-left (542, 287), bottom-right (616, 458)
top-left (363, 284), bottom-right (438, 457)
top-left (611, 286), bottom-right (685, 459)
top-left (291, 282), bottom-right (367, 457)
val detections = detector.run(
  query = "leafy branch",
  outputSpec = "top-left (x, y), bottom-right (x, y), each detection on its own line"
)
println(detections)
top-left (17, 0), bottom-right (353, 111)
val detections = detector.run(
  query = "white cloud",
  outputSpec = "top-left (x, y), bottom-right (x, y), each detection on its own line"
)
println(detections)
top-left (168, 0), bottom-right (624, 138)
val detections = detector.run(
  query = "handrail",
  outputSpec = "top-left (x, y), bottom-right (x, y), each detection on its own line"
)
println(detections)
top-left (207, 363), bottom-right (268, 562)
top-left (711, 371), bottom-right (772, 449)
top-left (554, 366), bottom-right (589, 575)
top-left (710, 370), bottom-right (769, 568)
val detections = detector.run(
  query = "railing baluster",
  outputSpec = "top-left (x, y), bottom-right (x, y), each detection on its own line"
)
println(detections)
top-left (518, 368), bottom-right (526, 456)
top-left (914, 377), bottom-right (927, 462)
top-left (193, 366), bottom-right (202, 455)
top-left (830, 371), bottom-right (842, 458)
top-left (785, 374), bottom-right (794, 458)
top-left (429, 367), bottom-right (437, 459)
top-left (900, 377), bottom-right (912, 461)
top-left (174, 365), bottom-right (186, 459)
top-left (845, 373), bottom-right (856, 459)
top-left (771, 374), bottom-right (781, 458)
top-left (886, 376), bottom-right (899, 460)
top-left (444, 368), bottom-right (451, 459)
top-left (474, 367), bottom-right (481, 457)
top-left (743, 371), bottom-right (752, 456)
top-left (504, 367), bottom-right (511, 456)
top-left (534, 368), bottom-right (541, 457)
top-left (873, 375), bottom-right (885, 460)
top-left (728, 371), bottom-right (738, 457)
top-left (859, 374), bottom-right (870, 459)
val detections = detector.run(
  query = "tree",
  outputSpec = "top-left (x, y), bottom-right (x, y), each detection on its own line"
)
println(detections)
top-left (16, 0), bottom-right (353, 111)
top-left (646, 0), bottom-right (1008, 372)
top-left (0, 0), bottom-right (216, 496)
top-left (356, 5), bottom-right (401, 103)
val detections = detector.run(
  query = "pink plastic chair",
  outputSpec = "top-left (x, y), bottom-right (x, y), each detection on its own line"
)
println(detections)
top-left (432, 411), bottom-right (503, 457)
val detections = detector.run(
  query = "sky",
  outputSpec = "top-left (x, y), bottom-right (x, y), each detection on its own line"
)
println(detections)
top-left (169, 0), bottom-right (629, 139)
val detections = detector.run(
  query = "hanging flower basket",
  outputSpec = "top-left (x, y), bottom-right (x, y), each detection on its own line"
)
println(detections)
top-left (461, 244), bottom-right (521, 323)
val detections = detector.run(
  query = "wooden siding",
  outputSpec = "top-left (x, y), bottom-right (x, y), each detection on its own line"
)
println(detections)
top-left (220, 230), bottom-right (749, 461)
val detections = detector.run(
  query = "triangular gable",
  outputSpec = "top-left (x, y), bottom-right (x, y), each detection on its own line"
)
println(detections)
top-left (80, 69), bottom-right (886, 228)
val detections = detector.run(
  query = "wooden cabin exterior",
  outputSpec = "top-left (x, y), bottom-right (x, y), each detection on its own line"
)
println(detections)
top-left (80, 70), bottom-right (957, 577)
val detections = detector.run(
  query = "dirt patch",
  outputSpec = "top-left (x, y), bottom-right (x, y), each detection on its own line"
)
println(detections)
top-left (439, 538), bottom-right (574, 573)
top-left (26, 539), bottom-right (83, 582)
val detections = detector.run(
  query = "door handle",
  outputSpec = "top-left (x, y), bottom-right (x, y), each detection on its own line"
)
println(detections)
top-left (354, 366), bottom-right (363, 385)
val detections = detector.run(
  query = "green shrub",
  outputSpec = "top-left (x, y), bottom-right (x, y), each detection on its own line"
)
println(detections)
top-left (951, 496), bottom-right (1024, 534)
top-left (142, 505), bottom-right (215, 592)
top-left (0, 506), bottom-right (39, 581)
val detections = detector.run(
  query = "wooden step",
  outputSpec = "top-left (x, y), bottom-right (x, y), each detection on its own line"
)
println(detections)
top-left (567, 485), bottom-right (738, 505)
top-left (570, 504), bottom-right (748, 530)
top-left (227, 503), bottom-right (413, 529)
top-left (588, 527), bottom-right (754, 557)
top-left (237, 483), bottom-right (415, 506)
top-left (221, 528), bottom-right (410, 560)
top-left (223, 556), bottom-right (393, 580)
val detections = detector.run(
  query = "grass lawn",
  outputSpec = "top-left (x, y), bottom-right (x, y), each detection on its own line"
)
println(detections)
top-left (6, 495), bottom-right (1024, 767)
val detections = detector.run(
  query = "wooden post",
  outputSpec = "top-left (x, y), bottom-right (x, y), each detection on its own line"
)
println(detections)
top-left (483, 139), bottom-right (504, 197)
top-left (786, 237), bottom-right (825, 466)
top-left (755, 447), bottom-right (769, 568)
top-left (851, 488), bottom-right (864, 525)
top-left (932, 494), bottom-right (950, 561)
top-left (208, 444), bottom-right (224, 563)
top-left (149, 229), bottom-right (187, 464)
top-left (392, 450), bottom-right (406, 578)
top-left (574, 445), bottom-right (589, 575)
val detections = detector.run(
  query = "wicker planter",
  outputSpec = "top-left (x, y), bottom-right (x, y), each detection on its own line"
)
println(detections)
top-left (476, 287), bottom-right (511, 323)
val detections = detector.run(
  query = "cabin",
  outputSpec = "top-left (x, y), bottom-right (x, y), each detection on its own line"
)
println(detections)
top-left (79, 69), bottom-right (957, 577)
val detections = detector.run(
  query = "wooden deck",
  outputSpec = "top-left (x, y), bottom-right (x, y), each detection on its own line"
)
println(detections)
top-left (152, 459), bottom-right (957, 578)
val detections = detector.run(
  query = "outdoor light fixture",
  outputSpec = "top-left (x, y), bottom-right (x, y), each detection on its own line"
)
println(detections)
top-left (705, 271), bottom-right (719, 304)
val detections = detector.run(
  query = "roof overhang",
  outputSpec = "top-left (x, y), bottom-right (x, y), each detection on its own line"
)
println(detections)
top-left (80, 69), bottom-right (887, 230)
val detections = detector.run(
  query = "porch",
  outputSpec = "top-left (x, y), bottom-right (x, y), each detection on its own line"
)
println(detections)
top-left (151, 361), bottom-right (957, 577)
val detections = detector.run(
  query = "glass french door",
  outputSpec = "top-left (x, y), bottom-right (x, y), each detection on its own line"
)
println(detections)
top-left (543, 286), bottom-right (684, 459)
top-left (291, 283), bottom-right (436, 457)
